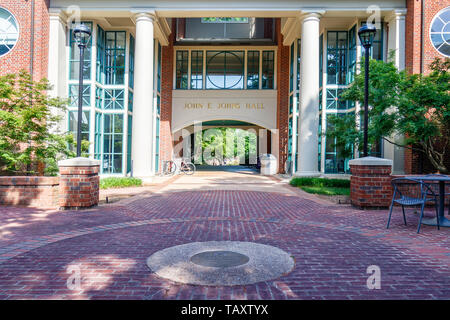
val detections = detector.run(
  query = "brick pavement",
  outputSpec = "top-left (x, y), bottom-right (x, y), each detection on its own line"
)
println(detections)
top-left (0, 178), bottom-right (449, 299)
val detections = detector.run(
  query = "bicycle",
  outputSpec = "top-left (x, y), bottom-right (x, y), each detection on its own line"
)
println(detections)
top-left (161, 159), bottom-right (196, 176)
top-left (180, 158), bottom-right (196, 175)
top-left (161, 160), bottom-right (177, 176)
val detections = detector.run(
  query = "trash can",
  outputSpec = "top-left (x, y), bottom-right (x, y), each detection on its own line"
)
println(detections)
top-left (260, 154), bottom-right (277, 175)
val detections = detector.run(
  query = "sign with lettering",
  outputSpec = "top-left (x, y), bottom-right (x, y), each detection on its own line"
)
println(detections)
top-left (172, 90), bottom-right (277, 132)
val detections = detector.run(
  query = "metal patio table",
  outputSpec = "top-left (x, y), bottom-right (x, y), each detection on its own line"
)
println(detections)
top-left (409, 175), bottom-right (450, 228)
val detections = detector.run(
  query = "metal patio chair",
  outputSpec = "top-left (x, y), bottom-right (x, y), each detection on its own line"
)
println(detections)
top-left (423, 174), bottom-right (450, 216)
top-left (387, 178), bottom-right (440, 233)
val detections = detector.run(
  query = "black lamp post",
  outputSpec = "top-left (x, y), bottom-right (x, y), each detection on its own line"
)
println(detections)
top-left (358, 24), bottom-right (377, 157)
top-left (72, 24), bottom-right (92, 157)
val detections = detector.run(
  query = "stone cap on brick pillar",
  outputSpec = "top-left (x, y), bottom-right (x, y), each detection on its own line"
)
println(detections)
top-left (349, 156), bottom-right (392, 167)
top-left (58, 157), bottom-right (101, 167)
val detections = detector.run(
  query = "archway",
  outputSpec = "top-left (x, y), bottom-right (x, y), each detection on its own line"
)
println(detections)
top-left (172, 120), bottom-right (277, 171)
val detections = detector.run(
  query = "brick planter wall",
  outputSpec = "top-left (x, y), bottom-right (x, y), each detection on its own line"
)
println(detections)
top-left (349, 157), bottom-right (393, 209)
top-left (0, 176), bottom-right (59, 208)
top-left (58, 158), bottom-right (100, 210)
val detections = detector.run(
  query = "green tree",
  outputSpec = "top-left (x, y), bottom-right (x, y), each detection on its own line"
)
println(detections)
top-left (0, 71), bottom-right (85, 176)
top-left (326, 57), bottom-right (450, 173)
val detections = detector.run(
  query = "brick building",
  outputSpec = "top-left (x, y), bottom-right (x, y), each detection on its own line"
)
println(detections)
top-left (0, 0), bottom-right (449, 178)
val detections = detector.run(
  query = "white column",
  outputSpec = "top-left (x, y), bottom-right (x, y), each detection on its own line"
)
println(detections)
top-left (387, 10), bottom-right (406, 70)
top-left (47, 10), bottom-right (67, 132)
top-left (384, 10), bottom-right (406, 174)
top-left (296, 12), bottom-right (322, 177)
top-left (132, 13), bottom-right (155, 178)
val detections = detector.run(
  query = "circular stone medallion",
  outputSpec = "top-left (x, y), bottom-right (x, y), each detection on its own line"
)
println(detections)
top-left (146, 241), bottom-right (295, 286)
top-left (190, 250), bottom-right (250, 268)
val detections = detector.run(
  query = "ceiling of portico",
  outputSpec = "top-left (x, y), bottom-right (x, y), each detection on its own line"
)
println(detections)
top-left (52, 0), bottom-right (406, 46)
top-left (52, 0), bottom-right (406, 18)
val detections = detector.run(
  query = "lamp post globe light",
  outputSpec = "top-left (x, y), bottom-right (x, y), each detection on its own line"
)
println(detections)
top-left (358, 24), bottom-right (376, 157)
top-left (72, 24), bottom-right (92, 157)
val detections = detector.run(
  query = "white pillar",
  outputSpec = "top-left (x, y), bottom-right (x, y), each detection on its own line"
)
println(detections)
top-left (132, 13), bottom-right (155, 178)
top-left (47, 10), bottom-right (67, 132)
top-left (384, 10), bottom-right (406, 174)
top-left (296, 12), bottom-right (322, 177)
top-left (387, 10), bottom-right (406, 70)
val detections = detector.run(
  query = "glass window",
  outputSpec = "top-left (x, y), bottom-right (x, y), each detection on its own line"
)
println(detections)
top-left (94, 112), bottom-right (102, 160)
top-left (327, 31), bottom-right (348, 85)
top-left (247, 51), bottom-right (259, 89)
top-left (361, 22), bottom-right (384, 61)
top-left (104, 31), bottom-right (126, 85)
top-left (129, 35), bottom-right (135, 88)
top-left (127, 115), bottom-right (132, 173)
top-left (319, 35), bottom-right (323, 87)
top-left (290, 43), bottom-right (294, 92)
top-left (297, 39), bottom-right (302, 88)
top-left (68, 110), bottom-right (90, 147)
top-left (69, 84), bottom-right (91, 108)
top-left (175, 50), bottom-right (189, 89)
top-left (201, 17), bottom-right (249, 23)
top-left (318, 114), bottom-right (322, 172)
top-left (128, 90), bottom-right (133, 112)
top-left (430, 7), bottom-right (450, 57)
top-left (326, 89), bottom-right (353, 110)
top-left (157, 42), bottom-right (162, 92)
top-left (95, 86), bottom-right (103, 109)
top-left (155, 115), bottom-right (160, 173)
top-left (262, 51), bottom-right (274, 89)
top-left (325, 113), bottom-right (353, 174)
top-left (104, 89), bottom-right (124, 110)
top-left (348, 25), bottom-right (357, 83)
top-left (206, 51), bottom-right (244, 89)
top-left (96, 26), bottom-right (105, 83)
top-left (102, 114), bottom-right (123, 174)
top-left (0, 8), bottom-right (19, 57)
top-left (191, 50), bottom-right (203, 89)
top-left (69, 22), bottom-right (92, 80)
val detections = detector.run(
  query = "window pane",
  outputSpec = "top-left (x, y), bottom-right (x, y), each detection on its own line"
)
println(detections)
top-left (68, 110), bottom-right (90, 150)
top-left (262, 51), bottom-right (274, 89)
top-left (101, 114), bottom-right (123, 174)
top-left (327, 31), bottom-right (347, 85)
top-left (69, 85), bottom-right (91, 108)
top-left (69, 22), bottom-right (92, 80)
top-left (247, 51), bottom-right (259, 89)
top-left (176, 51), bottom-right (189, 89)
top-left (206, 51), bottom-right (244, 89)
top-left (190, 50), bottom-right (203, 89)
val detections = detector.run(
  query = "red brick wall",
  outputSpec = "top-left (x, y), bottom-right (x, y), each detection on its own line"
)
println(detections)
top-left (0, 176), bottom-right (59, 208)
top-left (422, 1), bottom-right (449, 73)
top-left (350, 164), bottom-right (393, 208)
top-left (406, 0), bottom-right (449, 74)
top-left (404, 0), bottom-right (450, 174)
top-left (276, 18), bottom-right (289, 174)
top-left (158, 20), bottom-right (175, 171)
top-left (405, 0), bottom-right (422, 74)
top-left (59, 165), bottom-right (100, 209)
top-left (0, 0), bottom-right (50, 80)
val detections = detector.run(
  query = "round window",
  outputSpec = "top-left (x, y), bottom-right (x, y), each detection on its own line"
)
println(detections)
top-left (430, 7), bottom-right (450, 57)
top-left (0, 7), bottom-right (19, 57)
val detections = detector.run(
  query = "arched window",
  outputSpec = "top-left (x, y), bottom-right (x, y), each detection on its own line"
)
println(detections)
top-left (0, 7), bottom-right (19, 57)
top-left (430, 7), bottom-right (450, 57)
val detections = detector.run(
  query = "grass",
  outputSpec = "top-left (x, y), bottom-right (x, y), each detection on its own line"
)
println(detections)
top-left (290, 177), bottom-right (350, 196)
top-left (100, 177), bottom-right (143, 189)
top-left (299, 186), bottom-right (350, 196)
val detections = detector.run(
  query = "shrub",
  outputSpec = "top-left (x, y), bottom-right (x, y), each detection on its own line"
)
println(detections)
top-left (0, 71), bottom-right (89, 176)
top-left (100, 177), bottom-right (143, 189)
top-left (289, 177), bottom-right (350, 188)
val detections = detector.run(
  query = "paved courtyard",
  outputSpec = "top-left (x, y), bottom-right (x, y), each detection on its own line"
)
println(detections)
top-left (0, 169), bottom-right (449, 299)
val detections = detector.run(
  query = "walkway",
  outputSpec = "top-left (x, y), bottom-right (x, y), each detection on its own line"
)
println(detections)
top-left (0, 169), bottom-right (448, 299)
